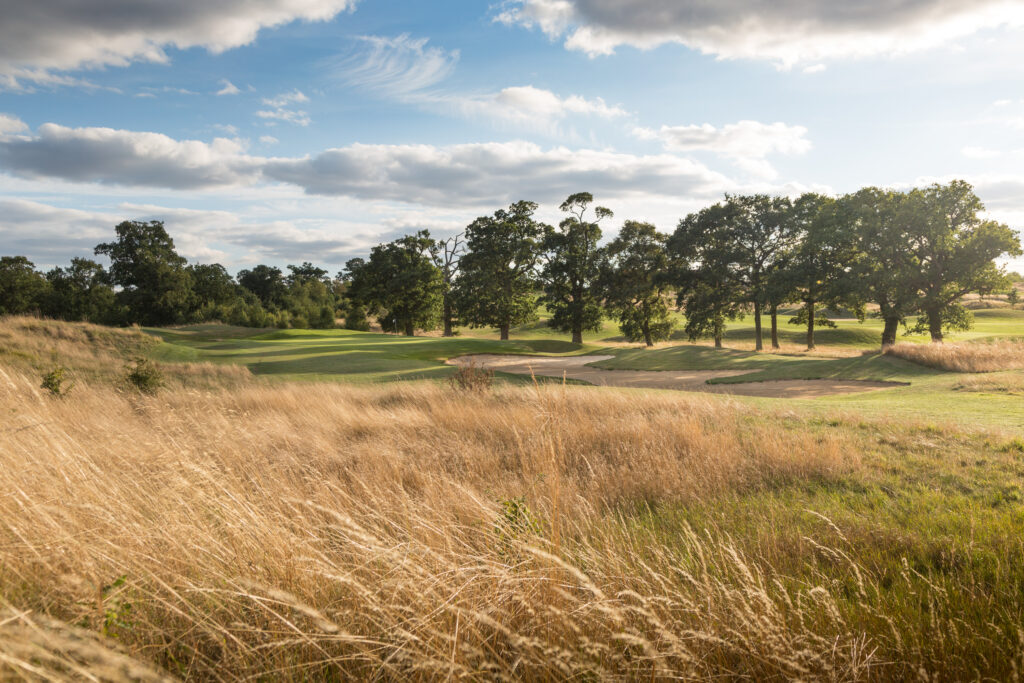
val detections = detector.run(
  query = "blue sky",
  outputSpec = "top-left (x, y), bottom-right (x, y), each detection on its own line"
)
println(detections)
top-left (1, 0), bottom-right (1023, 272)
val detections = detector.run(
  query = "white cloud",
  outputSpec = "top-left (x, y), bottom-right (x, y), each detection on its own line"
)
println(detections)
top-left (962, 146), bottom-right (1002, 159)
top-left (0, 0), bottom-right (357, 88)
top-left (0, 122), bottom-right (734, 206)
top-left (216, 79), bottom-right (241, 96)
top-left (259, 135), bottom-right (280, 145)
top-left (335, 34), bottom-right (627, 133)
top-left (0, 123), bottom-right (259, 189)
top-left (257, 90), bottom-right (312, 126)
top-left (334, 34), bottom-right (459, 96)
top-left (0, 114), bottom-right (28, 135)
top-left (498, 0), bottom-right (1024, 67)
top-left (633, 121), bottom-right (811, 178)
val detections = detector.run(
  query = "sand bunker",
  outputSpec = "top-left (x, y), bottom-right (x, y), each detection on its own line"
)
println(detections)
top-left (449, 354), bottom-right (904, 399)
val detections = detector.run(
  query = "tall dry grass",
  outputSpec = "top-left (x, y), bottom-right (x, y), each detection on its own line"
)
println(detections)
top-left (3, 362), bottom-right (1024, 680)
top-left (883, 339), bottom-right (1024, 372)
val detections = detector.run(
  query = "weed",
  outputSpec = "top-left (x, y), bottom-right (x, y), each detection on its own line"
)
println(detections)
top-left (448, 359), bottom-right (494, 391)
top-left (124, 357), bottom-right (164, 394)
top-left (40, 365), bottom-right (74, 397)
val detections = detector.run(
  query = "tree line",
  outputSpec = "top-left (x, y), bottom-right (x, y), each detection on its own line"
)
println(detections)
top-left (1, 180), bottom-right (1020, 348)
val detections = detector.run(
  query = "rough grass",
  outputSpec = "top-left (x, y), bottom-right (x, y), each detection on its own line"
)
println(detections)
top-left (0, 315), bottom-right (253, 389)
top-left (2, 364), bottom-right (1024, 680)
top-left (883, 339), bottom-right (1024, 372)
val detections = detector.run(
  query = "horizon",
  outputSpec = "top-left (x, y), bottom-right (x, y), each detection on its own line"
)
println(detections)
top-left (1, 0), bottom-right (1023, 273)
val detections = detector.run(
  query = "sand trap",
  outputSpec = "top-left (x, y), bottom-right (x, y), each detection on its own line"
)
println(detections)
top-left (449, 354), bottom-right (904, 399)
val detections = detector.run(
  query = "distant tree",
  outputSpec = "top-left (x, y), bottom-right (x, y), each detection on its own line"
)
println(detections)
top-left (669, 203), bottom-right (744, 348)
top-left (44, 257), bottom-right (116, 323)
top-left (598, 220), bottom-right (673, 346)
top-left (286, 262), bottom-right (329, 286)
top-left (237, 265), bottom-right (287, 308)
top-left (847, 188), bottom-right (922, 347)
top-left (786, 194), bottom-right (863, 350)
top-left (349, 231), bottom-right (443, 336)
top-left (725, 194), bottom-right (797, 351)
top-left (188, 263), bottom-right (237, 307)
top-left (0, 256), bottom-right (49, 315)
top-left (94, 220), bottom-right (193, 326)
top-left (1008, 287), bottom-right (1020, 309)
top-left (339, 259), bottom-right (371, 331)
top-left (455, 201), bottom-right (544, 340)
top-left (430, 233), bottom-right (464, 337)
top-left (905, 181), bottom-right (1022, 342)
top-left (540, 193), bottom-right (612, 344)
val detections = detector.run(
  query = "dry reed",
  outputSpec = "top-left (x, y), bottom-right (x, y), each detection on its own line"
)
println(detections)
top-left (883, 339), bottom-right (1024, 372)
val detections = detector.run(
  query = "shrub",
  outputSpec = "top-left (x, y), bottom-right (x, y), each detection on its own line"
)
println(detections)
top-left (448, 359), bottom-right (494, 391)
top-left (40, 365), bottom-right (73, 397)
top-left (124, 357), bottom-right (164, 394)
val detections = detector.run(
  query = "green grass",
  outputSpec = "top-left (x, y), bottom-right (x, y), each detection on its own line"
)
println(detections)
top-left (147, 325), bottom-right (597, 384)
top-left (145, 307), bottom-right (1024, 428)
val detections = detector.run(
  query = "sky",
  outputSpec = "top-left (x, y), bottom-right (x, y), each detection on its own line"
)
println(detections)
top-left (1, 0), bottom-right (1023, 274)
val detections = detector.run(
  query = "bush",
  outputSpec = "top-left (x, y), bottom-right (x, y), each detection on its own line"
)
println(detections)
top-left (448, 359), bottom-right (494, 392)
top-left (344, 304), bottom-right (371, 331)
top-left (124, 357), bottom-right (164, 394)
top-left (40, 365), bottom-right (73, 397)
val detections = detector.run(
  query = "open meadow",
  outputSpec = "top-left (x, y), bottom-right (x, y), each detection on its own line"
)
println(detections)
top-left (2, 313), bottom-right (1024, 680)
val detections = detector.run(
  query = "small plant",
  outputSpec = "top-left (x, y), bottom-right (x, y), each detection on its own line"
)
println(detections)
top-left (449, 359), bottom-right (494, 392)
top-left (124, 357), bottom-right (164, 394)
top-left (100, 574), bottom-right (133, 639)
top-left (493, 496), bottom-right (544, 557)
top-left (40, 365), bottom-right (74, 397)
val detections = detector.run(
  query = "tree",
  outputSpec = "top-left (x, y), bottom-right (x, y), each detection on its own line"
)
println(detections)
top-left (599, 220), bottom-right (673, 346)
top-left (94, 220), bottom-right (193, 326)
top-left (349, 231), bottom-right (443, 336)
top-left (286, 262), bottom-right (329, 287)
top-left (0, 256), bottom-right (48, 315)
top-left (539, 193), bottom-right (612, 344)
top-left (188, 263), bottom-right (238, 307)
top-left (905, 181), bottom-right (1022, 342)
top-left (44, 257), bottom-right (116, 323)
top-left (725, 194), bottom-right (797, 351)
top-left (455, 201), bottom-right (544, 340)
top-left (1008, 287), bottom-right (1020, 310)
top-left (847, 188), bottom-right (922, 347)
top-left (669, 203), bottom-right (744, 348)
top-left (237, 265), bottom-right (286, 308)
top-left (786, 194), bottom-right (862, 350)
top-left (430, 234), bottom-right (464, 337)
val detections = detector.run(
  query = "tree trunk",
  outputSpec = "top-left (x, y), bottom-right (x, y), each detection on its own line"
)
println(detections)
top-left (806, 301), bottom-right (816, 350)
top-left (927, 307), bottom-right (943, 342)
top-left (643, 321), bottom-right (653, 347)
top-left (881, 316), bottom-right (900, 347)
top-left (499, 322), bottom-right (510, 341)
top-left (404, 320), bottom-right (414, 336)
top-left (571, 327), bottom-right (583, 345)
top-left (442, 298), bottom-right (454, 337)
top-left (770, 304), bottom-right (780, 350)
top-left (753, 301), bottom-right (763, 351)
top-left (714, 334), bottom-right (723, 349)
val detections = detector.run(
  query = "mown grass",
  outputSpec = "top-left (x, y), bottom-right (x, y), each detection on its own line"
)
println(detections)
top-left (3, 354), bottom-right (1024, 680)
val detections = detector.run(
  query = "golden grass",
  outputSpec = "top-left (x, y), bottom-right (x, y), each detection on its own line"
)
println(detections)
top-left (883, 339), bottom-right (1024, 372)
top-left (3, 362), bottom-right (1022, 680)
top-left (0, 315), bottom-right (253, 390)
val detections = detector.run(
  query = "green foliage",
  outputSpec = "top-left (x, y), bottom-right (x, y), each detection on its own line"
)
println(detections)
top-left (94, 220), bottom-right (193, 326)
top-left (493, 496), bottom-right (544, 558)
top-left (0, 255), bottom-right (49, 315)
top-left (348, 231), bottom-right (443, 336)
top-left (44, 258), bottom-right (118, 324)
top-left (599, 220), bottom-right (674, 345)
top-left (539, 193), bottom-right (610, 343)
top-left (455, 201), bottom-right (544, 339)
top-left (40, 364), bottom-right (74, 397)
top-left (1008, 288), bottom-right (1020, 309)
top-left (343, 303), bottom-right (371, 331)
top-left (124, 357), bottom-right (164, 394)
top-left (100, 574), bottom-right (133, 639)
top-left (670, 203), bottom-right (745, 346)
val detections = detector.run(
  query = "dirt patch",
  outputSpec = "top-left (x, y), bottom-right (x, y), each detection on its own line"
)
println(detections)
top-left (449, 354), bottom-right (904, 399)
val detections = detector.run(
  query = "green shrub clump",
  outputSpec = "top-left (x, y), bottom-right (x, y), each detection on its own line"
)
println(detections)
top-left (124, 357), bottom-right (164, 394)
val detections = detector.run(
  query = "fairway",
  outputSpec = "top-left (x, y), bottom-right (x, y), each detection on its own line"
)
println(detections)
top-left (144, 306), bottom-right (1024, 429)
